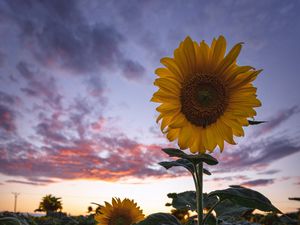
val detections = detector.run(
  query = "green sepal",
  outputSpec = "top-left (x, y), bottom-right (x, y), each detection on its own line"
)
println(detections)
top-left (162, 148), bottom-right (218, 165)
top-left (288, 197), bottom-right (300, 201)
top-left (248, 120), bottom-right (266, 125)
top-left (209, 185), bottom-right (282, 213)
top-left (134, 213), bottom-right (182, 225)
top-left (159, 159), bottom-right (211, 175)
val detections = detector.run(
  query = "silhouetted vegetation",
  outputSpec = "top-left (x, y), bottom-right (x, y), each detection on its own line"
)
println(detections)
top-left (34, 194), bottom-right (62, 216)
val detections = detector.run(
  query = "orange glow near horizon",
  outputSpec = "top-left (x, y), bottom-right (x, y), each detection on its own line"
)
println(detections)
top-left (1, 173), bottom-right (300, 216)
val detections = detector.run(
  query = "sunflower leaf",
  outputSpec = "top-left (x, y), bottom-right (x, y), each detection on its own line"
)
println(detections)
top-left (214, 199), bottom-right (254, 218)
top-left (134, 213), bottom-right (181, 225)
top-left (166, 191), bottom-right (197, 211)
top-left (209, 185), bottom-right (282, 213)
top-left (159, 159), bottom-right (194, 174)
top-left (162, 148), bottom-right (218, 165)
top-left (203, 168), bottom-right (212, 175)
top-left (248, 120), bottom-right (266, 125)
top-left (162, 148), bottom-right (189, 158)
top-left (166, 191), bottom-right (219, 212)
top-left (159, 159), bottom-right (212, 175)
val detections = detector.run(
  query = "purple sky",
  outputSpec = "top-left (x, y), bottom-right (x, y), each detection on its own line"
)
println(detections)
top-left (0, 0), bottom-right (300, 214)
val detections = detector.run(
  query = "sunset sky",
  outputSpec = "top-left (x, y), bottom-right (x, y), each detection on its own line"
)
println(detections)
top-left (0, 0), bottom-right (300, 216)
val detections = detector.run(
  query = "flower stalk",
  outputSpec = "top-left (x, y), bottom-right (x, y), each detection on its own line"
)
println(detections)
top-left (195, 161), bottom-right (203, 225)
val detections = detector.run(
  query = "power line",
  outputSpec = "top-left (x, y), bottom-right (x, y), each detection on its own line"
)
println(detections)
top-left (11, 192), bottom-right (20, 212)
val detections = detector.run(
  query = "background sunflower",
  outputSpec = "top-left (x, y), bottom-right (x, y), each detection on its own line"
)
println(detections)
top-left (94, 198), bottom-right (144, 225)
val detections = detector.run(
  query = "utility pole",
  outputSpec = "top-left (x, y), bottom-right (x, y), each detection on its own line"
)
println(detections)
top-left (12, 192), bottom-right (20, 212)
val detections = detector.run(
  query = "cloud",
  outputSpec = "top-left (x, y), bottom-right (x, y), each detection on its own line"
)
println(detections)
top-left (209, 175), bottom-right (249, 182)
top-left (258, 169), bottom-right (280, 175)
top-left (0, 91), bottom-right (21, 106)
top-left (254, 106), bottom-right (299, 136)
top-left (0, 50), bottom-right (5, 67)
top-left (0, 104), bottom-right (16, 132)
top-left (122, 60), bottom-right (146, 81)
top-left (2, 0), bottom-right (146, 81)
top-left (213, 135), bottom-right (300, 173)
top-left (241, 179), bottom-right (275, 187)
top-left (16, 61), bottom-right (35, 79)
top-left (16, 61), bottom-right (63, 110)
top-left (0, 129), bottom-right (176, 183)
top-left (6, 179), bottom-right (51, 186)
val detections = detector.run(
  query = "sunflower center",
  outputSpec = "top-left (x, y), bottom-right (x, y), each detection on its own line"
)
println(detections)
top-left (108, 214), bottom-right (132, 225)
top-left (180, 74), bottom-right (228, 128)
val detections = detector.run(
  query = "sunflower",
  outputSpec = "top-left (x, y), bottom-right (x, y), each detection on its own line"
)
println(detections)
top-left (94, 198), bottom-right (145, 225)
top-left (151, 36), bottom-right (261, 153)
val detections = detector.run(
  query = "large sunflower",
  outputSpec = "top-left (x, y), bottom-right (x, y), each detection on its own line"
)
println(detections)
top-left (95, 198), bottom-right (145, 225)
top-left (151, 36), bottom-right (261, 153)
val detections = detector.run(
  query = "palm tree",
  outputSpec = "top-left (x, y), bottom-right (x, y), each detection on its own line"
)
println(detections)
top-left (34, 194), bottom-right (62, 216)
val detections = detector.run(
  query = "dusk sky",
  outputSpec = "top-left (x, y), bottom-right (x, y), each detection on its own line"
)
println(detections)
top-left (0, 0), bottom-right (300, 216)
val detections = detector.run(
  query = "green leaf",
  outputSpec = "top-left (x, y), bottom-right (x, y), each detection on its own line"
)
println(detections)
top-left (167, 191), bottom-right (197, 211)
top-left (159, 159), bottom-right (212, 175)
top-left (134, 213), bottom-right (181, 225)
top-left (248, 120), bottom-right (266, 125)
top-left (159, 159), bottom-right (194, 173)
top-left (203, 194), bottom-right (218, 209)
top-left (214, 199), bottom-right (254, 218)
top-left (209, 185), bottom-right (282, 213)
top-left (162, 148), bottom-right (218, 165)
top-left (0, 217), bottom-right (22, 225)
top-left (166, 191), bottom-right (219, 212)
top-left (203, 213), bottom-right (216, 225)
top-left (203, 168), bottom-right (211, 175)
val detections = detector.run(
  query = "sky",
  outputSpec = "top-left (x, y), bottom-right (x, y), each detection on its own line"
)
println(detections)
top-left (0, 0), bottom-right (300, 216)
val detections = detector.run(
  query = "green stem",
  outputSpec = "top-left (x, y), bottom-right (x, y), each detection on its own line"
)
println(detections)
top-left (202, 198), bottom-right (222, 225)
top-left (195, 162), bottom-right (203, 225)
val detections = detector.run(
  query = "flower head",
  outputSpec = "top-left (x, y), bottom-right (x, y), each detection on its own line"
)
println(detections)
top-left (151, 36), bottom-right (261, 153)
top-left (95, 198), bottom-right (145, 225)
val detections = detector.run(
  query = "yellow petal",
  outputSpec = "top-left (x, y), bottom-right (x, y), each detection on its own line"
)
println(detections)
top-left (161, 57), bottom-right (183, 80)
top-left (174, 43), bottom-right (190, 77)
top-left (211, 36), bottom-right (227, 72)
top-left (190, 125), bottom-right (205, 153)
top-left (154, 77), bottom-right (181, 94)
top-left (205, 126), bottom-right (217, 152)
top-left (166, 128), bottom-right (180, 141)
top-left (225, 65), bottom-right (254, 83)
top-left (221, 115), bottom-right (244, 137)
top-left (216, 42), bottom-right (243, 75)
top-left (169, 113), bottom-right (188, 129)
top-left (198, 40), bottom-right (209, 73)
top-left (230, 69), bottom-right (262, 89)
top-left (216, 120), bottom-right (236, 145)
top-left (156, 102), bottom-right (181, 113)
top-left (178, 124), bottom-right (193, 149)
top-left (155, 68), bottom-right (182, 83)
top-left (183, 36), bottom-right (197, 74)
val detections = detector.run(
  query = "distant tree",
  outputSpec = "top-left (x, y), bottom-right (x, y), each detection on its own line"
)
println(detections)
top-left (34, 194), bottom-right (62, 216)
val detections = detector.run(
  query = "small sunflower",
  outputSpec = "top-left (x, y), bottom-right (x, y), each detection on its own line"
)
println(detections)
top-left (95, 198), bottom-right (145, 225)
top-left (151, 36), bottom-right (262, 153)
